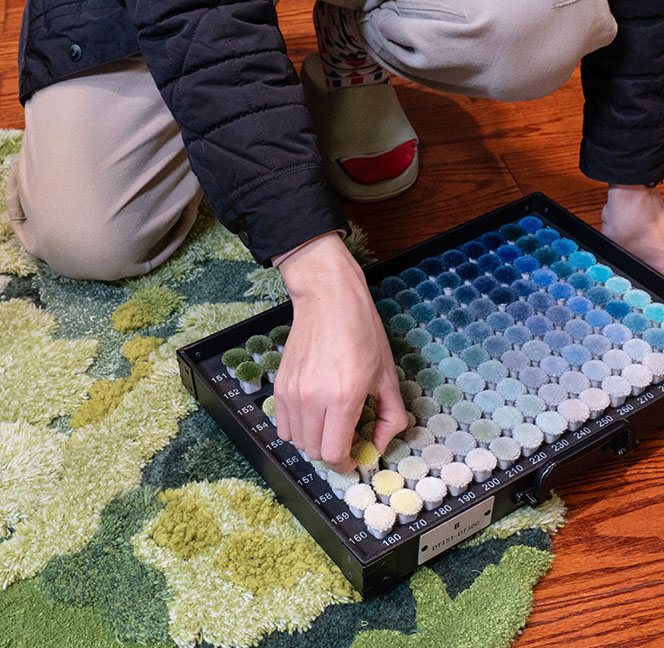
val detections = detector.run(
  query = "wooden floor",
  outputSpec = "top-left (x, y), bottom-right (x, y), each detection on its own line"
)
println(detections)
top-left (2, 1), bottom-right (663, 646)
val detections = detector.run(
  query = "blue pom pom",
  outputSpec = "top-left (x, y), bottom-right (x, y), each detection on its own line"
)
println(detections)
top-left (500, 349), bottom-right (529, 373)
top-left (550, 261), bottom-right (574, 279)
top-left (535, 227), bottom-right (560, 245)
top-left (448, 307), bottom-right (473, 329)
top-left (406, 327), bottom-right (433, 349)
top-left (587, 264), bottom-right (613, 283)
top-left (606, 276), bottom-right (631, 295)
top-left (477, 253), bottom-right (502, 274)
top-left (409, 302), bottom-right (437, 324)
top-left (432, 295), bottom-right (458, 315)
top-left (605, 300), bottom-right (630, 319)
top-left (643, 327), bottom-right (664, 350)
top-left (440, 250), bottom-right (466, 269)
top-left (437, 271), bottom-right (462, 290)
top-left (561, 344), bottom-right (592, 366)
top-left (546, 305), bottom-right (574, 327)
top-left (473, 275), bottom-right (499, 295)
top-left (532, 268), bottom-right (557, 288)
top-left (603, 323), bottom-right (633, 344)
top-left (522, 340), bottom-right (551, 363)
top-left (568, 272), bottom-right (595, 291)
top-left (418, 256), bottom-right (445, 276)
top-left (519, 366), bottom-right (548, 390)
top-left (375, 298), bottom-right (401, 322)
top-left (380, 276), bottom-right (407, 296)
top-left (541, 355), bottom-right (570, 378)
top-left (544, 329), bottom-right (573, 352)
top-left (519, 215), bottom-right (543, 233)
top-left (569, 250), bottom-right (596, 270)
top-left (400, 267), bottom-right (428, 287)
top-left (511, 279), bottom-right (538, 298)
top-left (489, 286), bottom-right (518, 305)
top-left (505, 324), bottom-right (532, 346)
top-left (515, 235), bottom-right (540, 254)
top-left (567, 296), bottom-right (592, 316)
top-left (551, 238), bottom-right (579, 257)
top-left (506, 301), bottom-right (535, 322)
top-left (582, 334), bottom-right (611, 357)
top-left (564, 319), bottom-right (592, 341)
top-left (427, 317), bottom-right (454, 339)
top-left (461, 240), bottom-right (488, 259)
top-left (499, 223), bottom-right (525, 241)
top-left (494, 265), bottom-right (520, 285)
top-left (416, 280), bottom-right (442, 301)
top-left (532, 246), bottom-right (559, 267)
top-left (483, 335), bottom-right (511, 358)
top-left (456, 262), bottom-right (480, 281)
top-left (395, 289), bottom-right (421, 309)
top-left (369, 285), bottom-right (385, 301)
top-left (525, 315), bottom-right (553, 337)
top-left (465, 321), bottom-right (492, 343)
top-left (496, 244), bottom-right (521, 263)
top-left (513, 255), bottom-right (540, 274)
top-left (586, 286), bottom-right (611, 307)
top-left (549, 282), bottom-right (575, 301)
top-left (453, 285), bottom-right (480, 305)
top-left (444, 332), bottom-right (471, 353)
top-left (585, 309), bottom-right (612, 329)
top-left (469, 298), bottom-right (497, 320)
top-left (389, 313), bottom-right (417, 334)
top-left (480, 231), bottom-right (507, 249)
top-left (421, 342), bottom-right (449, 364)
top-left (461, 345), bottom-right (490, 368)
top-left (528, 291), bottom-right (555, 312)
top-left (487, 312), bottom-right (515, 332)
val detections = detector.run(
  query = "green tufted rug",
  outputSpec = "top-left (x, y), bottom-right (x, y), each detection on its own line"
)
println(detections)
top-left (0, 129), bottom-right (566, 648)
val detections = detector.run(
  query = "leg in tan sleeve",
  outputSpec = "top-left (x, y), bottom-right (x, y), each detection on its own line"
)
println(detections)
top-left (6, 56), bottom-right (202, 281)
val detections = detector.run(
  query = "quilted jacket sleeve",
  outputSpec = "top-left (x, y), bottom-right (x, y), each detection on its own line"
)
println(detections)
top-left (580, 0), bottom-right (664, 185)
top-left (123, 0), bottom-right (350, 265)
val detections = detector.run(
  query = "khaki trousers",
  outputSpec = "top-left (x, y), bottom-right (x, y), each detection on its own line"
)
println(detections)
top-left (7, 56), bottom-right (202, 281)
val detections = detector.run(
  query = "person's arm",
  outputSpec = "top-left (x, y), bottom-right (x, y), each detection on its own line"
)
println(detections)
top-left (275, 232), bottom-right (408, 473)
top-left (122, 0), bottom-right (350, 263)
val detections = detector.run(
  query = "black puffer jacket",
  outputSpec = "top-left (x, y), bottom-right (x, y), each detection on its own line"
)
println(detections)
top-left (580, 0), bottom-right (664, 185)
top-left (18, 0), bottom-right (349, 265)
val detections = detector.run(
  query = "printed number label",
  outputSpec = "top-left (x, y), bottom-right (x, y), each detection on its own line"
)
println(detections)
top-left (297, 473), bottom-right (314, 486)
top-left (552, 438), bottom-right (569, 452)
top-left (382, 533), bottom-right (401, 546)
top-left (616, 404), bottom-right (634, 416)
top-left (574, 426), bottom-right (592, 440)
top-left (434, 504), bottom-right (453, 517)
top-left (348, 531), bottom-right (368, 545)
top-left (331, 512), bottom-right (350, 525)
top-left (638, 392), bottom-right (654, 404)
top-left (529, 451), bottom-right (547, 465)
top-left (223, 388), bottom-right (240, 399)
top-left (211, 373), bottom-right (228, 383)
top-left (251, 422), bottom-right (268, 433)
top-left (281, 456), bottom-right (299, 467)
top-left (315, 492), bottom-right (333, 505)
top-left (265, 438), bottom-right (283, 450)
top-left (506, 464), bottom-right (524, 478)
top-left (409, 519), bottom-right (428, 532)
top-left (236, 405), bottom-right (255, 416)
top-left (597, 415), bottom-right (613, 428)
top-left (482, 477), bottom-right (500, 491)
top-left (457, 491), bottom-right (476, 504)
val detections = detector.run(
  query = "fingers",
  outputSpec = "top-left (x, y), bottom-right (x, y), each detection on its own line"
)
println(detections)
top-left (371, 376), bottom-right (409, 454)
top-left (273, 373), bottom-right (291, 443)
top-left (320, 403), bottom-right (361, 474)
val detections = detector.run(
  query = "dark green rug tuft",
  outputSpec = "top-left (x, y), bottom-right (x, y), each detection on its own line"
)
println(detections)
top-left (0, 129), bottom-right (566, 648)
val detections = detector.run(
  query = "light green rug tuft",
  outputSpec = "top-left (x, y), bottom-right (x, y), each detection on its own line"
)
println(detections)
top-left (0, 129), bottom-right (566, 648)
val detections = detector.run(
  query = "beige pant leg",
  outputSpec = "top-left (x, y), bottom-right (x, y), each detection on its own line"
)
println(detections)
top-left (6, 56), bottom-right (202, 281)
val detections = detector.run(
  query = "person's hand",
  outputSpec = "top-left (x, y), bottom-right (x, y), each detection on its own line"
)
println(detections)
top-left (275, 232), bottom-right (408, 473)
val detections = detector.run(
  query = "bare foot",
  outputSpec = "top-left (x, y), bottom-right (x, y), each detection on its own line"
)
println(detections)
top-left (601, 184), bottom-right (664, 273)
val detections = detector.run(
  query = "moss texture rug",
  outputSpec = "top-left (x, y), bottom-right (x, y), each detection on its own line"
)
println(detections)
top-left (0, 128), bottom-right (566, 648)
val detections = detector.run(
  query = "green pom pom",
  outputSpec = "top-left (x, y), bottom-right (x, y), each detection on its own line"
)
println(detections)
top-left (262, 395), bottom-right (276, 418)
top-left (222, 347), bottom-right (251, 369)
top-left (269, 325), bottom-right (291, 347)
top-left (259, 350), bottom-right (282, 372)
top-left (245, 335), bottom-right (273, 356)
top-left (410, 396), bottom-right (441, 419)
top-left (400, 353), bottom-right (427, 374)
top-left (433, 384), bottom-right (463, 408)
top-left (416, 368), bottom-right (444, 391)
top-left (235, 360), bottom-right (263, 383)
